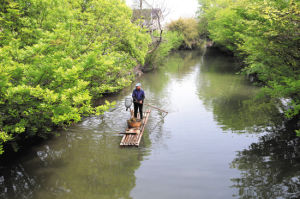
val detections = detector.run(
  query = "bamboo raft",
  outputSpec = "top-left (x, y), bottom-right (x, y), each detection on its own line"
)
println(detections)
top-left (120, 109), bottom-right (151, 146)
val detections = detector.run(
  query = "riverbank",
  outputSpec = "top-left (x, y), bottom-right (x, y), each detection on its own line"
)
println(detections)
top-left (0, 0), bottom-right (152, 155)
top-left (0, 32), bottom-right (191, 158)
top-left (197, 0), bottom-right (300, 131)
top-left (1, 0), bottom-right (215, 156)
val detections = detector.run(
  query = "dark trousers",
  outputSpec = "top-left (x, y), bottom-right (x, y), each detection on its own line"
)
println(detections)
top-left (134, 102), bottom-right (143, 119)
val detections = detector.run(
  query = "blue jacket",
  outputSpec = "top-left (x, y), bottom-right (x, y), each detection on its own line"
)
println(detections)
top-left (132, 89), bottom-right (145, 102)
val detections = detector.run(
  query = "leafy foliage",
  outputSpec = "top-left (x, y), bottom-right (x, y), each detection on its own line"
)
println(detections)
top-left (198, 0), bottom-right (300, 126)
top-left (144, 31), bottom-right (183, 69)
top-left (0, 0), bottom-right (150, 154)
top-left (167, 17), bottom-right (202, 49)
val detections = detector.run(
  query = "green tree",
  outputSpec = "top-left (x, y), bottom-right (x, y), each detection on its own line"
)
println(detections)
top-left (144, 31), bottom-right (183, 70)
top-left (197, 0), bottom-right (300, 128)
top-left (0, 0), bottom-right (151, 155)
top-left (167, 17), bottom-right (203, 49)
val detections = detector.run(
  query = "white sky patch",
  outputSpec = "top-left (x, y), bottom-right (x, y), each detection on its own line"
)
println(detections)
top-left (125, 0), bottom-right (199, 24)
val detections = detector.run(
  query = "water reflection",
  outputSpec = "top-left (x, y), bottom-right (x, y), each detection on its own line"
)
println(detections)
top-left (0, 49), bottom-right (299, 199)
top-left (230, 124), bottom-right (300, 198)
top-left (0, 93), bottom-right (153, 199)
top-left (0, 163), bottom-right (38, 199)
top-left (142, 50), bottom-right (202, 95)
top-left (197, 48), bottom-right (300, 198)
top-left (197, 48), bottom-right (282, 133)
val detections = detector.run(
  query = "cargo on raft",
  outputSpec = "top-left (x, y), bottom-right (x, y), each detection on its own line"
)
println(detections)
top-left (120, 96), bottom-right (167, 147)
top-left (120, 109), bottom-right (151, 147)
top-left (127, 118), bottom-right (142, 128)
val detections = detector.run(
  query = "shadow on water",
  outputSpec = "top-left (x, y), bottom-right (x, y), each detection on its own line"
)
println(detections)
top-left (0, 51), bottom-right (198, 199)
top-left (197, 48), bottom-right (300, 198)
top-left (230, 122), bottom-right (300, 199)
top-left (0, 89), bottom-right (154, 199)
top-left (197, 48), bottom-right (283, 133)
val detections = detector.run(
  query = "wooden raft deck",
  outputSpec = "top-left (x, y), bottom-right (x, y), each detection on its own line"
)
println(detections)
top-left (120, 109), bottom-right (151, 146)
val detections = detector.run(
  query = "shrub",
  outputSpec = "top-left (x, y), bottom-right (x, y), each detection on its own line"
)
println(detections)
top-left (167, 18), bottom-right (201, 49)
top-left (0, 0), bottom-right (151, 154)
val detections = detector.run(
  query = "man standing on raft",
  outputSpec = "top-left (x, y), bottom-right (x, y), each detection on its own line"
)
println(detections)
top-left (132, 83), bottom-right (145, 119)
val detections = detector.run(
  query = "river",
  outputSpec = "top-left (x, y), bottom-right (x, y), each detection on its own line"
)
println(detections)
top-left (0, 48), bottom-right (299, 199)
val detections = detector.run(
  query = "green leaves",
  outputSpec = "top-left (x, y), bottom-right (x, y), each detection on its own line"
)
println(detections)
top-left (144, 31), bottom-right (184, 68)
top-left (296, 130), bottom-right (300, 137)
top-left (167, 18), bottom-right (201, 49)
top-left (0, 0), bottom-right (150, 155)
top-left (198, 0), bottom-right (300, 119)
top-left (0, 131), bottom-right (12, 154)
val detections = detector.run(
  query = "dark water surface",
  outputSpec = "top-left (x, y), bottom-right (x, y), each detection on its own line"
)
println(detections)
top-left (1, 49), bottom-right (299, 199)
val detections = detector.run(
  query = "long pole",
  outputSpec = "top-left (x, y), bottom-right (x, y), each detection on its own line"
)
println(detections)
top-left (145, 103), bottom-right (168, 114)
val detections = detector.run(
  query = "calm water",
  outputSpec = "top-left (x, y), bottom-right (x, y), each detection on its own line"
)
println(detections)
top-left (1, 49), bottom-right (299, 199)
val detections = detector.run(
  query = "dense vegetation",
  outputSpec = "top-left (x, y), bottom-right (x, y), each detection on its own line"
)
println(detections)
top-left (197, 0), bottom-right (300, 133)
top-left (144, 31), bottom-right (183, 69)
top-left (167, 17), bottom-right (203, 49)
top-left (0, 0), bottom-right (151, 154)
top-left (144, 17), bottom-right (206, 70)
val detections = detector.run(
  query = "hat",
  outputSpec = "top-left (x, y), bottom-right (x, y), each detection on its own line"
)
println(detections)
top-left (136, 83), bottom-right (141, 87)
